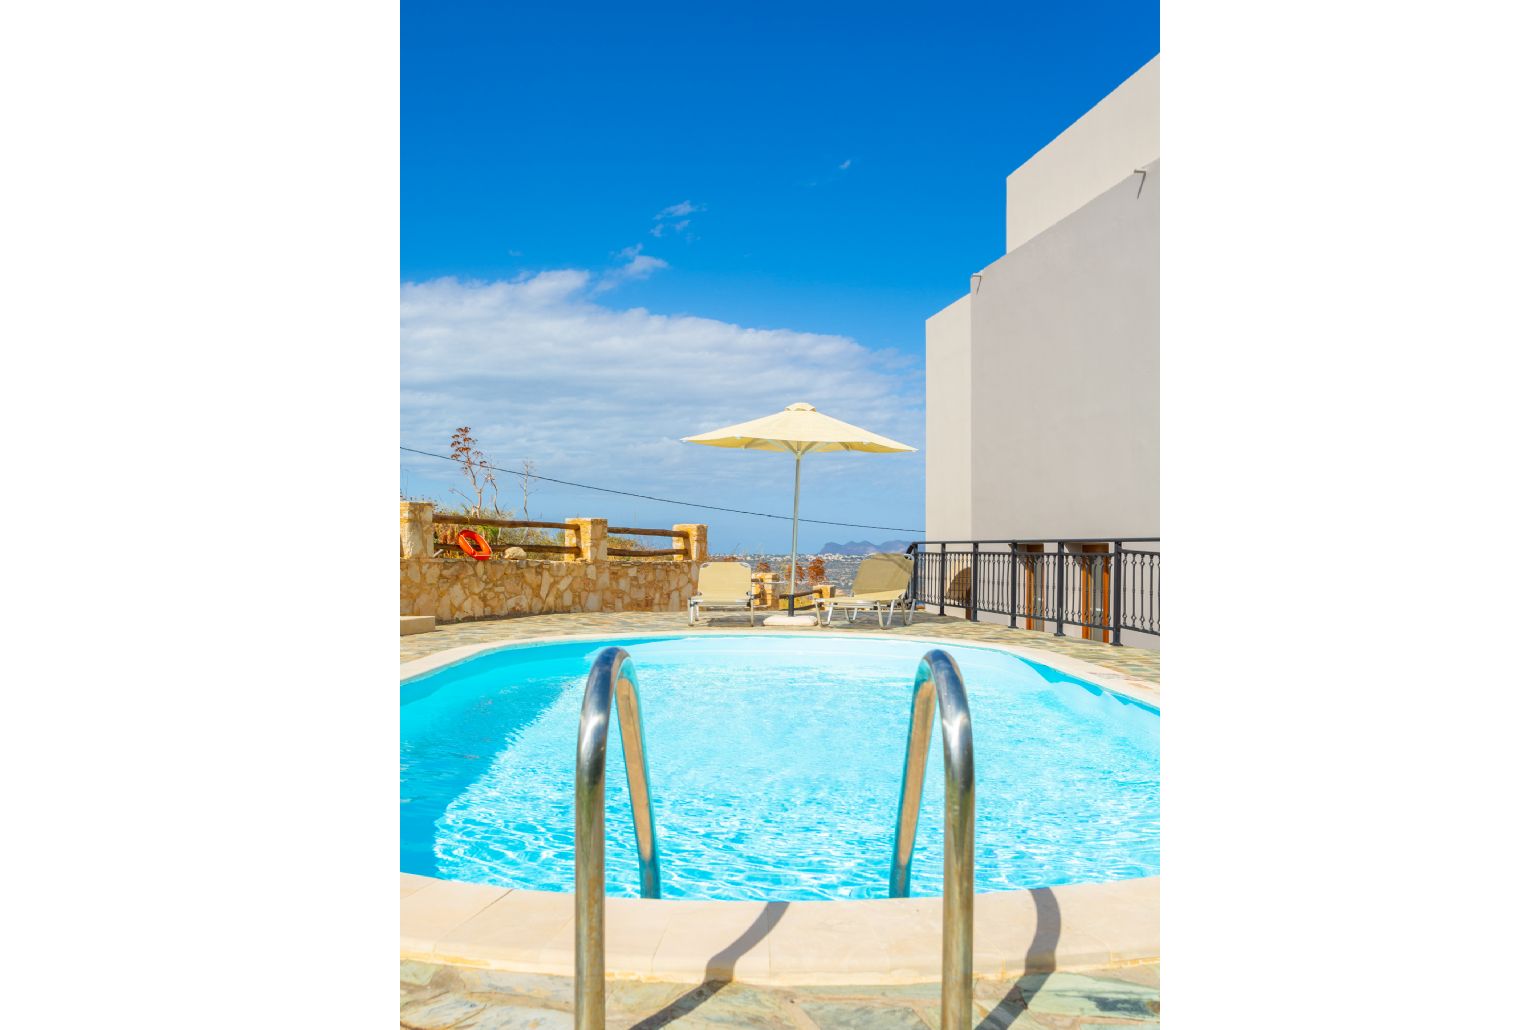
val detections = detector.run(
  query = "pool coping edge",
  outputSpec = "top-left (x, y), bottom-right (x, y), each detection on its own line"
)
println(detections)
top-left (401, 873), bottom-right (1159, 986)
top-left (398, 628), bottom-right (1160, 709)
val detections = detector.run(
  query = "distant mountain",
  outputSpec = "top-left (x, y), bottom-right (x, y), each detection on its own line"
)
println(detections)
top-left (816, 539), bottom-right (913, 556)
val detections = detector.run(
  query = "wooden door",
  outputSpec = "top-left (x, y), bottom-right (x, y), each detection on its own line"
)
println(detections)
top-left (1021, 544), bottom-right (1045, 631)
top-left (1080, 544), bottom-right (1110, 643)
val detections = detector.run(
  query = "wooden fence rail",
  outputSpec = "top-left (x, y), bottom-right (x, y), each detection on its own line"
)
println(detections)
top-left (407, 506), bottom-right (702, 562)
top-left (609, 526), bottom-right (690, 539)
top-left (431, 514), bottom-right (571, 531)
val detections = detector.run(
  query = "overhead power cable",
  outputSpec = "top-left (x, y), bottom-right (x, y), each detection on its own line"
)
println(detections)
top-left (399, 445), bottom-right (923, 534)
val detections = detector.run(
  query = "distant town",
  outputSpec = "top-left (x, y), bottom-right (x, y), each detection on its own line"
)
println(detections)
top-left (709, 541), bottom-right (916, 592)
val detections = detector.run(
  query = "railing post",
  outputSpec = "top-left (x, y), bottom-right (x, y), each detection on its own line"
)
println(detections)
top-left (673, 523), bottom-right (707, 562)
top-left (937, 543), bottom-right (947, 617)
top-left (968, 542), bottom-right (979, 621)
top-left (566, 518), bottom-right (608, 562)
top-left (1008, 542), bottom-right (1018, 629)
top-left (400, 501), bottom-right (434, 558)
top-left (906, 542), bottom-right (920, 610)
top-left (1054, 542), bottom-right (1066, 637)
top-left (1112, 541), bottom-right (1124, 646)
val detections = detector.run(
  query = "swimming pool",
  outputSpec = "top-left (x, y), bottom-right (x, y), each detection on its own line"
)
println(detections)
top-left (401, 634), bottom-right (1159, 902)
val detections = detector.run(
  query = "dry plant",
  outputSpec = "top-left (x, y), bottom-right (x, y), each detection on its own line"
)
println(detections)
top-left (436, 428), bottom-right (563, 554)
top-left (448, 426), bottom-right (499, 515)
top-left (516, 459), bottom-right (537, 520)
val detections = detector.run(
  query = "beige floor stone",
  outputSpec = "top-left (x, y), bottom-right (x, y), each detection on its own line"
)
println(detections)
top-left (430, 890), bottom-right (577, 970)
top-left (401, 614), bottom-right (437, 636)
top-left (402, 879), bottom-right (510, 955)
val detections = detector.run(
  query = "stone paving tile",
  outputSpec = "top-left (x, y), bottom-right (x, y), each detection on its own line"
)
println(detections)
top-left (612, 980), bottom-right (807, 1028)
top-left (974, 974), bottom-right (1159, 1022)
top-left (455, 969), bottom-right (586, 1007)
top-left (401, 964), bottom-right (1160, 1030)
top-left (401, 959), bottom-right (442, 987)
top-left (458, 1005), bottom-right (574, 1029)
top-left (401, 992), bottom-right (488, 1029)
top-left (400, 610), bottom-right (1158, 687)
top-left (798, 1000), bottom-right (931, 1028)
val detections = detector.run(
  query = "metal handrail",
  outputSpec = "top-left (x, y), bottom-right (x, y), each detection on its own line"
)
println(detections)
top-left (905, 537), bottom-right (1160, 639)
top-left (889, 650), bottom-right (975, 1029)
top-left (907, 536), bottom-right (1159, 546)
top-left (575, 647), bottom-right (661, 1029)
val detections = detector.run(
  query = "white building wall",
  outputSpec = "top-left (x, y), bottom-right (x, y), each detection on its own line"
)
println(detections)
top-left (969, 160), bottom-right (1159, 540)
top-left (923, 294), bottom-right (974, 540)
top-left (1005, 55), bottom-right (1159, 254)
top-left (923, 55), bottom-right (1159, 648)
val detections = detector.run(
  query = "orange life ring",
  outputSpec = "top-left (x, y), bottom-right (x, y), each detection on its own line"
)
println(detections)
top-left (456, 529), bottom-right (493, 560)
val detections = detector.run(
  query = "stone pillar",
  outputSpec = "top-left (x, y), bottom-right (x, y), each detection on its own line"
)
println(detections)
top-left (400, 501), bottom-right (434, 558)
top-left (673, 523), bottom-right (708, 562)
top-left (565, 518), bottom-right (608, 562)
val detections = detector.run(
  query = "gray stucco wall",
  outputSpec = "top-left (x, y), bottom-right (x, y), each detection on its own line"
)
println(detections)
top-left (967, 160), bottom-right (1159, 539)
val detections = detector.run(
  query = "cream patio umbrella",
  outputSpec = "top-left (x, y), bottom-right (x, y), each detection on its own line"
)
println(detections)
top-left (683, 402), bottom-right (915, 625)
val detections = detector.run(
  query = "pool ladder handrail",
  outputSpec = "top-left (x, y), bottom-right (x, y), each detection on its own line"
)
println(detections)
top-left (889, 649), bottom-right (975, 1030)
top-left (573, 647), bottom-right (973, 1030)
top-left (575, 646), bottom-right (661, 1030)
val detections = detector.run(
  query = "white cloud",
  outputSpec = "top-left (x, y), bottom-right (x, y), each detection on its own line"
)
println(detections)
top-left (651, 200), bottom-right (700, 238)
top-left (594, 243), bottom-right (668, 291)
top-left (649, 218), bottom-right (691, 238)
top-left (400, 273), bottom-right (923, 542)
top-left (627, 254), bottom-right (668, 275)
top-left (805, 161), bottom-right (855, 188)
top-left (654, 201), bottom-right (700, 220)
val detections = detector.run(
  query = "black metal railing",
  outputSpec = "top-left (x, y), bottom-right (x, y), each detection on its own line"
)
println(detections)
top-left (905, 538), bottom-right (1159, 645)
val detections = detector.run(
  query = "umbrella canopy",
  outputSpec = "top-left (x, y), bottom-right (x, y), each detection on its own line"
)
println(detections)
top-left (683, 403), bottom-right (915, 622)
top-left (682, 402), bottom-right (915, 455)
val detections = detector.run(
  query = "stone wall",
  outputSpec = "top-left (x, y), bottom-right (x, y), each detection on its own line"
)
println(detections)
top-left (400, 557), bottom-right (702, 622)
top-left (400, 502), bottom-right (708, 623)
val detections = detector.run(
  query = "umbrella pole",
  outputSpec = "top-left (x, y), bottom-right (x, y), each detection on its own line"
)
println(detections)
top-left (789, 452), bottom-right (802, 591)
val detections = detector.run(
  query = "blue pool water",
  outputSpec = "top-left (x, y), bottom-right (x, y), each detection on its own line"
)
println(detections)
top-left (401, 635), bottom-right (1159, 901)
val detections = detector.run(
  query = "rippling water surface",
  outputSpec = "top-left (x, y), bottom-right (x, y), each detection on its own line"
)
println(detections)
top-left (401, 635), bottom-right (1158, 901)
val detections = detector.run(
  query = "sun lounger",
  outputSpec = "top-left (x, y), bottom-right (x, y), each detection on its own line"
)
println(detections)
top-left (688, 561), bottom-right (757, 627)
top-left (814, 553), bottom-right (917, 628)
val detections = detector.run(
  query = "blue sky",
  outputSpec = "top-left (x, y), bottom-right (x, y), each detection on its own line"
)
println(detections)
top-left (401, 1), bottom-right (1159, 552)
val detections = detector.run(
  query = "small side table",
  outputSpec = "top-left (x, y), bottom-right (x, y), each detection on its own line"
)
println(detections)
top-left (763, 588), bottom-right (820, 627)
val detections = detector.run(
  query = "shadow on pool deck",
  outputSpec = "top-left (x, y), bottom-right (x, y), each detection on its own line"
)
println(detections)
top-left (627, 891), bottom-right (1067, 1028)
top-left (977, 887), bottom-right (1062, 1028)
top-left (628, 901), bottom-right (790, 1028)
